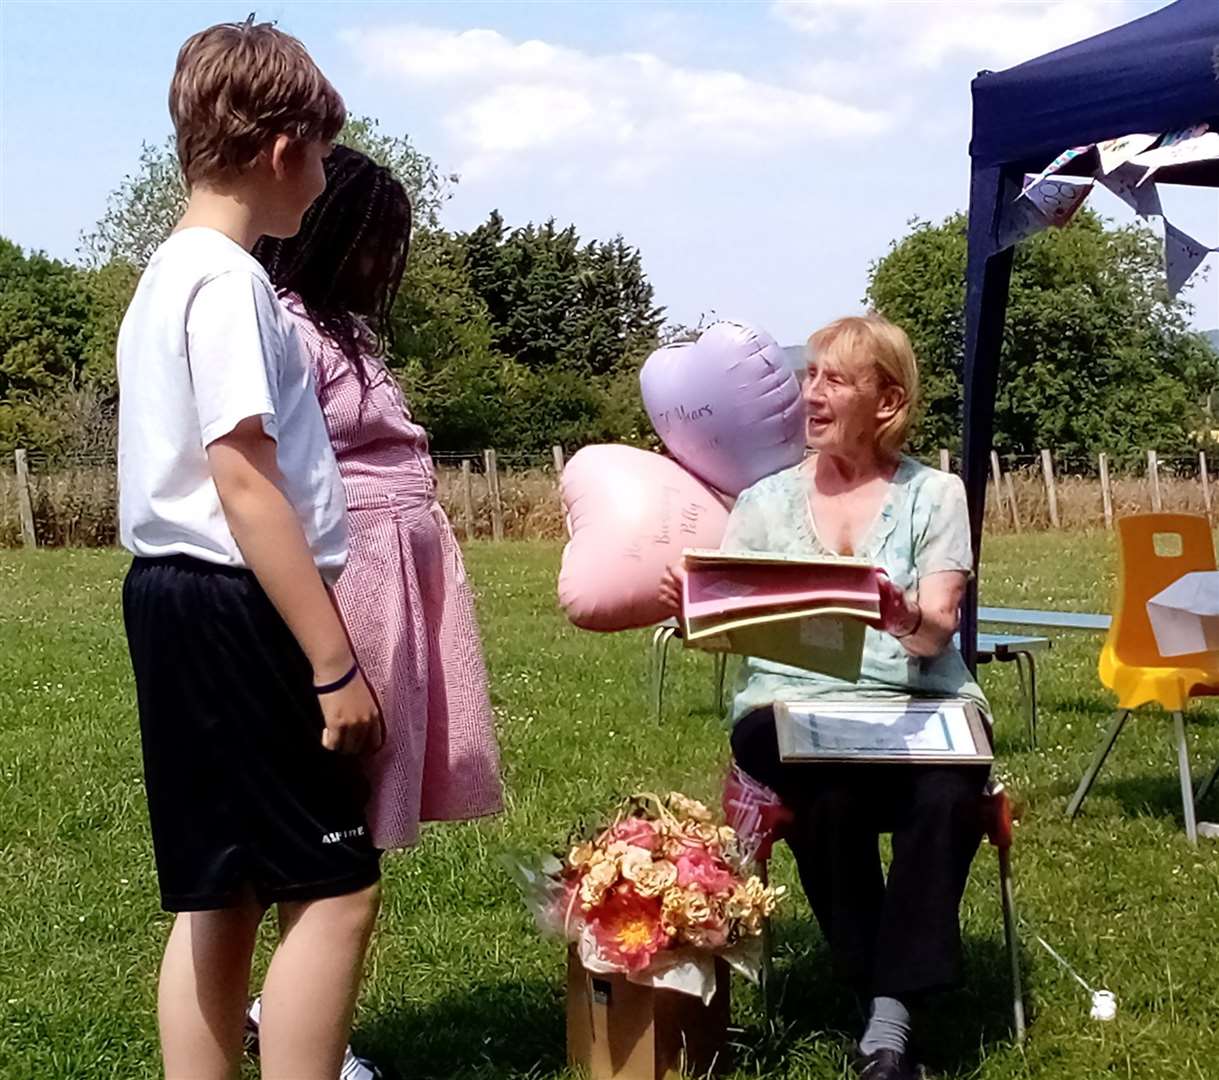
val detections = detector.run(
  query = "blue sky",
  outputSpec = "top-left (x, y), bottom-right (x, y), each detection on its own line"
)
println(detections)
top-left (2, 0), bottom-right (1215, 343)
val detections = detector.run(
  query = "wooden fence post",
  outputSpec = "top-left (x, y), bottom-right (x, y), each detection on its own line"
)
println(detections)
top-left (939, 448), bottom-right (951, 473)
top-left (1099, 452), bottom-right (1113, 530)
top-left (1040, 449), bottom-right (1059, 529)
top-left (15, 449), bottom-right (37, 549)
top-left (1004, 473), bottom-right (1022, 533)
top-left (989, 450), bottom-right (1006, 526)
top-left (552, 445), bottom-right (566, 509)
top-left (1202, 451), bottom-right (1213, 523)
top-left (460, 459), bottom-right (475, 541)
top-left (1147, 449), bottom-right (1162, 512)
top-left (484, 449), bottom-right (504, 542)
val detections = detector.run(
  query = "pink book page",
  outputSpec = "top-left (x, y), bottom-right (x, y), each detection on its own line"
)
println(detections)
top-left (683, 562), bottom-right (880, 620)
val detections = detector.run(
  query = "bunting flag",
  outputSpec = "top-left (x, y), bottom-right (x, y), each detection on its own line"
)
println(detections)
top-left (1098, 162), bottom-right (1163, 219)
top-left (1159, 123), bottom-right (1210, 148)
top-left (1096, 133), bottom-right (1158, 174)
top-left (1023, 174), bottom-right (1094, 227)
top-left (1020, 146), bottom-right (1092, 196)
top-left (997, 194), bottom-right (1052, 250)
top-left (1133, 127), bottom-right (1219, 184)
top-left (1164, 221), bottom-right (1215, 298)
top-left (995, 131), bottom-right (1218, 300)
top-left (998, 175), bottom-right (1095, 250)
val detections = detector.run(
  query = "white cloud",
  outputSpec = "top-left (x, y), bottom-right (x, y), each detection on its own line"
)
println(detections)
top-left (457, 85), bottom-right (597, 154)
top-left (342, 24), bottom-right (892, 178)
top-left (773, 0), bottom-right (1127, 69)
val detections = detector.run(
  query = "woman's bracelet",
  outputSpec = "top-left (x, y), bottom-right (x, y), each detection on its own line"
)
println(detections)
top-left (314, 662), bottom-right (359, 695)
top-left (893, 603), bottom-right (923, 640)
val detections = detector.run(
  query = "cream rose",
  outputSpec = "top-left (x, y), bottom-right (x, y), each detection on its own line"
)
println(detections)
top-left (579, 858), bottom-right (620, 907)
top-left (668, 793), bottom-right (713, 822)
top-left (622, 852), bottom-right (678, 899)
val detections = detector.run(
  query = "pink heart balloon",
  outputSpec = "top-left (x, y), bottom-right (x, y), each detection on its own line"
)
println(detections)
top-left (558, 445), bottom-right (731, 631)
top-left (640, 320), bottom-right (805, 496)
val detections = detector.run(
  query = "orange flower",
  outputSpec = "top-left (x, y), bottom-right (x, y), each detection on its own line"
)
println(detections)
top-left (590, 891), bottom-right (667, 972)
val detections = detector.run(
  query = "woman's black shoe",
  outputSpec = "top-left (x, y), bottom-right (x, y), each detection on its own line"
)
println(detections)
top-left (852, 1047), bottom-right (922, 1080)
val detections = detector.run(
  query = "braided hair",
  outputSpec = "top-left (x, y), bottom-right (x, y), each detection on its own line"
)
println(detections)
top-left (254, 145), bottom-right (412, 388)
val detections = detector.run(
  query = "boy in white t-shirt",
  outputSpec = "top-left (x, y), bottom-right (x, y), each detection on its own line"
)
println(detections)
top-left (117, 20), bottom-right (382, 1079)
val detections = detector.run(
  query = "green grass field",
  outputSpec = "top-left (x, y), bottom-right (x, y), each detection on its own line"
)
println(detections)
top-left (3, 536), bottom-right (1219, 1079)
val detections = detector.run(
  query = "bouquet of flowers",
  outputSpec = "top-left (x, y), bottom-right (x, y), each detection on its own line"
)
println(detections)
top-left (510, 791), bottom-right (785, 1002)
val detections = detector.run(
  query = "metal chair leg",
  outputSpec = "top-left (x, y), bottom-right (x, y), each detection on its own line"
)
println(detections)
top-left (1009, 653), bottom-right (1033, 749)
top-left (651, 626), bottom-right (676, 724)
top-left (1011, 653), bottom-right (1028, 737)
top-left (1067, 709), bottom-right (1130, 819)
top-left (713, 652), bottom-right (727, 715)
top-left (758, 858), bottom-right (774, 1019)
top-left (1196, 757), bottom-right (1219, 807)
top-left (1172, 711), bottom-right (1199, 845)
top-left (997, 846), bottom-right (1026, 1044)
top-left (1022, 650), bottom-right (1039, 749)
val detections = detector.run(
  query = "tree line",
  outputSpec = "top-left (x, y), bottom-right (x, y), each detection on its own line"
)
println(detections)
top-left (2, 116), bottom-right (1215, 466)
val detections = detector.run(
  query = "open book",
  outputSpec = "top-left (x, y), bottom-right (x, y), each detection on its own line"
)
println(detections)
top-left (680, 549), bottom-right (882, 679)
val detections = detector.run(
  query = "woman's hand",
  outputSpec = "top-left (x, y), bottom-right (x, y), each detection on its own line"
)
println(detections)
top-left (658, 561), bottom-right (687, 617)
top-left (875, 572), bottom-right (921, 639)
top-left (875, 569), bottom-right (967, 657)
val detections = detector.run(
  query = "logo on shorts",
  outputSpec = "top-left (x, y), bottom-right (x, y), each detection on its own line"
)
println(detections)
top-left (321, 826), bottom-right (367, 845)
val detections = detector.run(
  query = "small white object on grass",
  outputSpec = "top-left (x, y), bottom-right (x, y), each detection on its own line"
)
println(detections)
top-left (1090, 990), bottom-right (1118, 1021)
top-left (1197, 821), bottom-right (1219, 839)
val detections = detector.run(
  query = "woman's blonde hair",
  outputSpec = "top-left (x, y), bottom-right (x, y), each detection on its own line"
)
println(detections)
top-left (807, 314), bottom-right (919, 454)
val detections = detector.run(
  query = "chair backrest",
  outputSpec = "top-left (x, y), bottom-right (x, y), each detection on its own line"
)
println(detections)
top-left (1108, 513), bottom-right (1217, 668)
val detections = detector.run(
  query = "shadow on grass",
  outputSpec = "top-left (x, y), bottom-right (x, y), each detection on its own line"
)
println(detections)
top-left (1102, 765), bottom-right (1219, 823)
top-left (354, 913), bottom-right (1022, 1079)
top-left (1044, 769), bottom-right (1184, 823)
top-left (355, 977), bottom-right (565, 1080)
top-left (1047, 755), bottom-right (1219, 832)
top-left (1038, 693), bottom-right (1114, 719)
top-left (741, 915), bottom-right (1021, 1077)
top-left (920, 934), bottom-right (1024, 1074)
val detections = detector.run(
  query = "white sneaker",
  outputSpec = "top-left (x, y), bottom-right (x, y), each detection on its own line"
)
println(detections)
top-left (245, 997), bottom-right (385, 1079)
top-left (340, 1047), bottom-right (384, 1080)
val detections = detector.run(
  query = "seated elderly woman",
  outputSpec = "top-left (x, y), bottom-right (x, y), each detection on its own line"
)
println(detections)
top-left (661, 314), bottom-right (989, 1080)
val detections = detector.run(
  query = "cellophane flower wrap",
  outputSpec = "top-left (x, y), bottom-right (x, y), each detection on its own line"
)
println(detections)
top-left (507, 791), bottom-right (785, 1003)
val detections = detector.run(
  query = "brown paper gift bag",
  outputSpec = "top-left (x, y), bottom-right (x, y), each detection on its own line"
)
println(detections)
top-left (566, 947), bottom-right (731, 1079)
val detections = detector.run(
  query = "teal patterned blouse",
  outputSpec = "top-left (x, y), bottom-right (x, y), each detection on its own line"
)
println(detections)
top-left (721, 455), bottom-right (989, 724)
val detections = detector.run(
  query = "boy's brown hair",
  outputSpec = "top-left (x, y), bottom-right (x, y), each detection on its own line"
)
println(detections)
top-left (170, 18), bottom-right (345, 188)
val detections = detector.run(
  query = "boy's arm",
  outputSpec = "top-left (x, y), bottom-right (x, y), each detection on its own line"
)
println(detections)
top-left (207, 417), bottom-right (382, 755)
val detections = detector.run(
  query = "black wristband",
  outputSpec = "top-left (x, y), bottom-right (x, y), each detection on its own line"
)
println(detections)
top-left (314, 662), bottom-right (359, 695)
top-left (893, 603), bottom-right (923, 640)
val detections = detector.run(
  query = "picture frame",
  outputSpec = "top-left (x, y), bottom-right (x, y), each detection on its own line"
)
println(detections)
top-left (773, 698), bottom-right (994, 765)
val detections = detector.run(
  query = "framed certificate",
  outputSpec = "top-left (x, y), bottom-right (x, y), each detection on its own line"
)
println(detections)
top-left (774, 698), bottom-right (993, 765)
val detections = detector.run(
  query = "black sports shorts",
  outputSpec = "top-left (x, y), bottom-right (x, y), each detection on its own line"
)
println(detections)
top-left (123, 555), bottom-right (380, 912)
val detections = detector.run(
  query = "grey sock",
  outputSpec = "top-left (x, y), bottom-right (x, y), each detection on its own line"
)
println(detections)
top-left (858, 995), bottom-right (911, 1056)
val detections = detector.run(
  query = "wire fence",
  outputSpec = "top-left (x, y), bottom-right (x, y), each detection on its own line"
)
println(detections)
top-left (5, 443), bottom-right (1219, 548)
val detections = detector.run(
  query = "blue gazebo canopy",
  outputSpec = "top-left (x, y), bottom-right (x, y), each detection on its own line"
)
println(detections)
top-left (959, 0), bottom-right (1219, 665)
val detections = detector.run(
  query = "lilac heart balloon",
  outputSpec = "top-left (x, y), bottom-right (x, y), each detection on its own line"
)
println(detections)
top-left (640, 320), bottom-right (806, 496)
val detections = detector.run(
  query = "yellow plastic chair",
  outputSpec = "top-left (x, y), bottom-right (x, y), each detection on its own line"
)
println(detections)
top-left (1067, 513), bottom-right (1219, 844)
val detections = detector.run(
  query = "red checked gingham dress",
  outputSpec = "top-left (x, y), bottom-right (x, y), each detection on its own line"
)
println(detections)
top-left (284, 295), bottom-right (503, 849)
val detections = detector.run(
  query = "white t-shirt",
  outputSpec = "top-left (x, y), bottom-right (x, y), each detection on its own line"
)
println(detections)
top-left (117, 227), bottom-right (347, 580)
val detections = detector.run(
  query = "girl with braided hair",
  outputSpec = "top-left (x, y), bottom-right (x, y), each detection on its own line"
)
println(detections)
top-left (246, 146), bottom-right (503, 1078)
